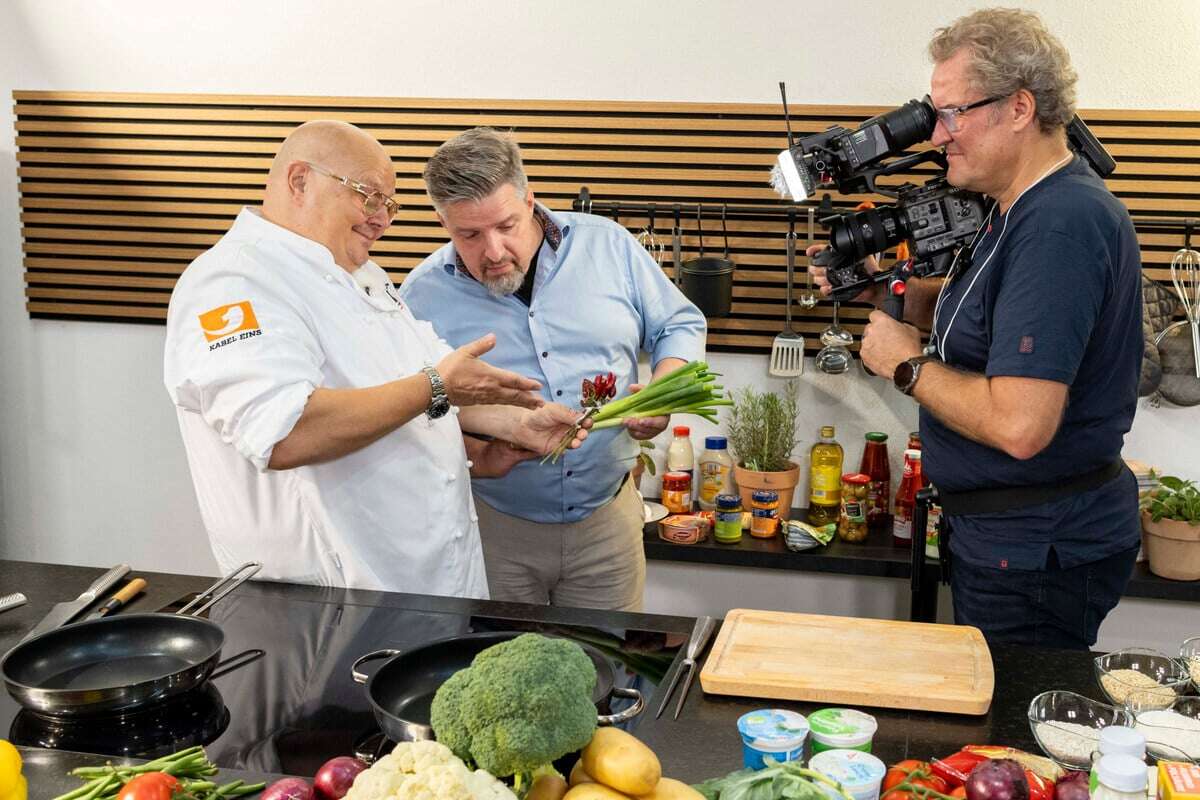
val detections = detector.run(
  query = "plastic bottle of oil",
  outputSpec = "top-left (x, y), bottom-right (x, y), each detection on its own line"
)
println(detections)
top-left (808, 426), bottom-right (843, 525)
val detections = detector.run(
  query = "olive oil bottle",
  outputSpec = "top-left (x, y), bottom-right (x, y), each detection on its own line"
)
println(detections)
top-left (808, 426), bottom-right (843, 525)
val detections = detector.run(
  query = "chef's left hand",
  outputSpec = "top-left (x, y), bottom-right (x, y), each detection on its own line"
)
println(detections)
top-left (622, 384), bottom-right (670, 440)
top-left (860, 310), bottom-right (924, 380)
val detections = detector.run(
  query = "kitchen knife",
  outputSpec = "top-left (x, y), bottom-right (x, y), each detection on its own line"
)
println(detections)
top-left (654, 614), bottom-right (716, 719)
top-left (86, 577), bottom-right (147, 620)
top-left (21, 564), bottom-right (130, 641)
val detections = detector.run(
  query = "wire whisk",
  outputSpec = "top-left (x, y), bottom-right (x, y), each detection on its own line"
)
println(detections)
top-left (1169, 241), bottom-right (1200, 378)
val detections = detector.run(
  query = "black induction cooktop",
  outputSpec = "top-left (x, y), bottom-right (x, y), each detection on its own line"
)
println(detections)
top-left (2, 592), bottom-right (682, 778)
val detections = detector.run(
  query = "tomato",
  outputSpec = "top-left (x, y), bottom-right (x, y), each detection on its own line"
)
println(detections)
top-left (882, 760), bottom-right (947, 797)
top-left (118, 773), bottom-right (180, 800)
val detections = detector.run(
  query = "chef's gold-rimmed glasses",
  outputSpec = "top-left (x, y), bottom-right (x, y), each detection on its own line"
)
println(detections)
top-left (304, 162), bottom-right (403, 219)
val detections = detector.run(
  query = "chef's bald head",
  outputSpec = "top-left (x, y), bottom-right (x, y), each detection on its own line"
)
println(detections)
top-left (267, 120), bottom-right (389, 185)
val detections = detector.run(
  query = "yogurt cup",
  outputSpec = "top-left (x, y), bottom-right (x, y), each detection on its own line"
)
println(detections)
top-left (809, 749), bottom-right (887, 800)
top-left (737, 709), bottom-right (809, 770)
top-left (808, 708), bottom-right (878, 754)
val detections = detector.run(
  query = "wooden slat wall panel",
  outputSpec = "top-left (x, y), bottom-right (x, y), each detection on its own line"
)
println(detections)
top-left (13, 90), bottom-right (1199, 354)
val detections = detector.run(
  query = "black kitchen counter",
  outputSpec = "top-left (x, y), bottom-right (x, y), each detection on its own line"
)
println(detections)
top-left (0, 559), bottom-right (1167, 797)
top-left (643, 513), bottom-right (1200, 603)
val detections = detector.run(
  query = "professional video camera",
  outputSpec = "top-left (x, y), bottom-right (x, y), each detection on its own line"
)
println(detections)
top-left (772, 86), bottom-right (1116, 318)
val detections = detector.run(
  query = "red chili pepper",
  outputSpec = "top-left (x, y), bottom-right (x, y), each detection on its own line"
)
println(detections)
top-left (1024, 770), bottom-right (1053, 800)
top-left (930, 751), bottom-right (988, 789)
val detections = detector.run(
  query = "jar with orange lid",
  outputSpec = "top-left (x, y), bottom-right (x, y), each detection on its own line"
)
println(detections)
top-left (838, 473), bottom-right (871, 542)
top-left (661, 471), bottom-right (693, 515)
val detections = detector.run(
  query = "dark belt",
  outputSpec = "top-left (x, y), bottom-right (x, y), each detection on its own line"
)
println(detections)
top-left (937, 459), bottom-right (1126, 516)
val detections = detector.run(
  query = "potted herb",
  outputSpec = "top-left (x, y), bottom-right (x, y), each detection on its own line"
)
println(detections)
top-left (726, 382), bottom-right (802, 520)
top-left (1140, 473), bottom-right (1200, 581)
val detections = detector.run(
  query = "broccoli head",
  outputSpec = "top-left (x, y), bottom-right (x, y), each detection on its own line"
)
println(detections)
top-left (430, 633), bottom-right (598, 780)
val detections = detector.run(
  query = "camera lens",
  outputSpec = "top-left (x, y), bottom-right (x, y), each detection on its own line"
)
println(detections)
top-left (874, 99), bottom-right (937, 151)
top-left (829, 206), bottom-right (905, 262)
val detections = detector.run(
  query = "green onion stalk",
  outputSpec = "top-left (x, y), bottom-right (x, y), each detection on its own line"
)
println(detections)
top-left (543, 361), bottom-right (732, 463)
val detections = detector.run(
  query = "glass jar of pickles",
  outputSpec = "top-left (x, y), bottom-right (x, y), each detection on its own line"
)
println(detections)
top-left (838, 473), bottom-right (871, 542)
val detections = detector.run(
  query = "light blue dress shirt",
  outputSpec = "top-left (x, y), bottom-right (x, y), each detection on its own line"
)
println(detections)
top-left (399, 204), bottom-right (707, 523)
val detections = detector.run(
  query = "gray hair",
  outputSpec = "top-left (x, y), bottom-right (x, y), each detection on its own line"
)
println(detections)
top-left (928, 8), bottom-right (1077, 133)
top-left (423, 127), bottom-right (529, 211)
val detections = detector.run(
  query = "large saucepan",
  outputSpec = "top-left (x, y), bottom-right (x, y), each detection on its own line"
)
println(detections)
top-left (351, 631), bottom-right (644, 743)
top-left (1, 562), bottom-right (261, 718)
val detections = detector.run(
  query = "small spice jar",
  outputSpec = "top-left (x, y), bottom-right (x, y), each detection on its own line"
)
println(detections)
top-left (714, 494), bottom-right (743, 543)
top-left (838, 473), bottom-right (871, 543)
top-left (661, 471), bottom-right (693, 514)
top-left (750, 490), bottom-right (780, 538)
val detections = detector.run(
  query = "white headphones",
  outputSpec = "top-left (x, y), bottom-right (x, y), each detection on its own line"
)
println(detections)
top-left (929, 153), bottom-right (1074, 361)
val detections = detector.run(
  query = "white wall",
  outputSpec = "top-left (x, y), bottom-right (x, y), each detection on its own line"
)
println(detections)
top-left (1, 1), bottom-right (1197, 646)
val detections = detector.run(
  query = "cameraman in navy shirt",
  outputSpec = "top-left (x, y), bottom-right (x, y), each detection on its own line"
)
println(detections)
top-left (811, 9), bottom-right (1142, 649)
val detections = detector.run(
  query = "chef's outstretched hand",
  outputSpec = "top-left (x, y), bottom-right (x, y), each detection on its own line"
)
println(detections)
top-left (510, 403), bottom-right (592, 456)
top-left (438, 334), bottom-right (543, 409)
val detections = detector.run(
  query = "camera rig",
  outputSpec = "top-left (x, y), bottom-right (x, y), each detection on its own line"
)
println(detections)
top-left (772, 85), bottom-right (1116, 318)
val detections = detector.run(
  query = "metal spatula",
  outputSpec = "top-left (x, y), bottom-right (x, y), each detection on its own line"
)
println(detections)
top-left (770, 218), bottom-right (805, 376)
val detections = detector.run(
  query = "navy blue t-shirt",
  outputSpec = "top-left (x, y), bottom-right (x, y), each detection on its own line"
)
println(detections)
top-left (921, 155), bottom-right (1143, 570)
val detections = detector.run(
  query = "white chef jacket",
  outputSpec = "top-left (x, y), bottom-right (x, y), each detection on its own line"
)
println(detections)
top-left (163, 208), bottom-right (488, 598)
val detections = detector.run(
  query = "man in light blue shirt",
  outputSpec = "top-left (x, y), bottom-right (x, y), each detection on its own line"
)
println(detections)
top-left (400, 127), bottom-right (707, 611)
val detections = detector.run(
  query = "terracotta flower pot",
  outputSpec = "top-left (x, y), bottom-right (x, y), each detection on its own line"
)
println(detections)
top-left (1142, 510), bottom-right (1200, 581)
top-left (733, 462), bottom-right (802, 522)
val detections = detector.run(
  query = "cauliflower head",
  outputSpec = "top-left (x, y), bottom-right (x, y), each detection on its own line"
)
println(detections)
top-left (344, 740), bottom-right (517, 800)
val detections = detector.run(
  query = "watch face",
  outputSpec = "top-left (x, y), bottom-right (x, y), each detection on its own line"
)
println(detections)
top-left (894, 360), bottom-right (916, 393)
top-left (427, 398), bottom-right (451, 419)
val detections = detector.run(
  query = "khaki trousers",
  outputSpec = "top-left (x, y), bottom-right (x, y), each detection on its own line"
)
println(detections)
top-left (473, 478), bottom-right (646, 612)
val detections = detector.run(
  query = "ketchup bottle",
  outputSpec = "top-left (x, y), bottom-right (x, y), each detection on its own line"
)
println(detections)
top-left (892, 448), bottom-right (923, 548)
top-left (859, 432), bottom-right (891, 533)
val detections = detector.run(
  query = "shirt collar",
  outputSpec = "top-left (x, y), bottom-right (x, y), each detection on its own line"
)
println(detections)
top-left (443, 203), bottom-right (570, 276)
top-left (233, 206), bottom-right (377, 289)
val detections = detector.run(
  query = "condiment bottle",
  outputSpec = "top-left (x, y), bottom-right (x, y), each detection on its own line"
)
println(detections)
top-left (907, 431), bottom-right (922, 451)
top-left (1092, 754), bottom-right (1148, 800)
top-left (714, 494), bottom-right (743, 543)
top-left (1089, 726), bottom-right (1146, 795)
top-left (661, 471), bottom-right (692, 515)
top-left (859, 433), bottom-right (891, 532)
top-left (808, 426), bottom-right (843, 526)
top-left (892, 449), bottom-right (923, 548)
top-left (666, 426), bottom-right (695, 488)
top-left (750, 490), bottom-right (780, 538)
top-left (697, 436), bottom-right (734, 512)
top-left (837, 473), bottom-right (871, 542)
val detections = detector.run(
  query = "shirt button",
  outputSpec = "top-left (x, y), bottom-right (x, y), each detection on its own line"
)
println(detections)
top-left (567, 470), bottom-right (574, 477)
top-left (541, 351), bottom-right (549, 358)
top-left (568, 506), bottom-right (575, 512)
top-left (324, 274), bottom-right (334, 282)
top-left (528, 311), bottom-right (535, 318)
top-left (470, 513), bottom-right (479, 523)
top-left (466, 460), bottom-right (474, 469)
top-left (447, 473), bottom-right (457, 483)
top-left (556, 389), bottom-right (563, 396)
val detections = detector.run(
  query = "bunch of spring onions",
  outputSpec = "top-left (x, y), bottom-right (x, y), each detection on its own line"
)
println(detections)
top-left (543, 361), bottom-right (731, 463)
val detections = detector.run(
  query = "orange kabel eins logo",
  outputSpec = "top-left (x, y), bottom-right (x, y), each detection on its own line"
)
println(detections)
top-left (198, 301), bottom-right (261, 343)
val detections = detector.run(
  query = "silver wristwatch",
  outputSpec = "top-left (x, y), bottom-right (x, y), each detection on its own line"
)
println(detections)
top-left (421, 365), bottom-right (451, 419)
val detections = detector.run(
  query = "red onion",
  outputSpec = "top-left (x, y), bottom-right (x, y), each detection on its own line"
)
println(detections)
top-left (965, 759), bottom-right (1030, 800)
top-left (314, 756), bottom-right (369, 800)
top-left (261, 778), bottom-right (315, 800)
top-left (1054, 771), bottom-right (1089, 800)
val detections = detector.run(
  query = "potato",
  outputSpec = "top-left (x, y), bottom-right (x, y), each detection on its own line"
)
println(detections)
top-left (570, 761), bottom-right (597, 787)
top-left (564, 783), bottom-right (633, 800)
top-left (581, 727), bottom-right (662, 796)
top-left (528, 774), bottom-right (570, 800)
top-left (638, 778), bottom-right (706, 800)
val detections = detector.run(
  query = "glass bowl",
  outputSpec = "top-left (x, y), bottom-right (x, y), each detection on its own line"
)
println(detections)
top-left (1180, 636), bottom-right (1200, 693)
top-left (1130, 694), bottom-right (1200, 763)
top-left (1028, 690), bottom-right (1132, 770)
top-left (1093, 648), bottom-right (1191, 709)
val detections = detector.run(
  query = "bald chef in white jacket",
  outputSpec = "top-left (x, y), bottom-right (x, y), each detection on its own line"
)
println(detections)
top-left (164, 121), bottom-right (588, 597)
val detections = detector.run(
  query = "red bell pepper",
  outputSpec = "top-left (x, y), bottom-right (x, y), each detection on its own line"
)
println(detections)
top-left (930, 751), bottom-right (988, 788)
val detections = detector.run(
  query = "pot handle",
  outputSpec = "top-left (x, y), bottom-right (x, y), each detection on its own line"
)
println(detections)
top-left (351, 649), bottom-right (401, 684)
top-left (597, 686), bottom-right (644, 726)
top-left (210, 648), bottom-right (265, 680)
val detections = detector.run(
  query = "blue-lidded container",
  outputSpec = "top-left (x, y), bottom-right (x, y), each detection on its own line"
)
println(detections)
top-left (705, 436), bottom-right (728, 450)
top-left (736, 709), bottom-right (809, 770)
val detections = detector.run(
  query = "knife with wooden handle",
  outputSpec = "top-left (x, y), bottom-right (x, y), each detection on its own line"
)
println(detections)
top-left (87, 577), bottom-right (147, 620)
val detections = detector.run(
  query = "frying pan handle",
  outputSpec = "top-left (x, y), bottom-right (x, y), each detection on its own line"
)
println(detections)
top-left (352, 649), bottom-right (401, 684)
top-left (210, 648), bottom-right (266, 680)
top-left (597, 686), bottom-right (644, 726)
top-left (177, 561), bottom-right (263, 617)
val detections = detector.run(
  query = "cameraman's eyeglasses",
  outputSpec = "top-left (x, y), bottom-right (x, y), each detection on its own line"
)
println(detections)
top-left (304, 162), bottom-right (402, 219)
top-left (925, 94), bottom-right (1008, 133)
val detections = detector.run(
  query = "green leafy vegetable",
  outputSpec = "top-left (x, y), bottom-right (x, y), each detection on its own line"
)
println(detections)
top-left (694, 760), bottom-right (855, 800)
top-left (1141, 471), bottom-right (1200, 524)
top-left (52, 746), bottom-right (264, 800)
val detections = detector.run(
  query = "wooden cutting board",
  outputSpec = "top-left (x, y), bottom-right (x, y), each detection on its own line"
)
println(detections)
top-left (699, 609), bottom-right (994, 715)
